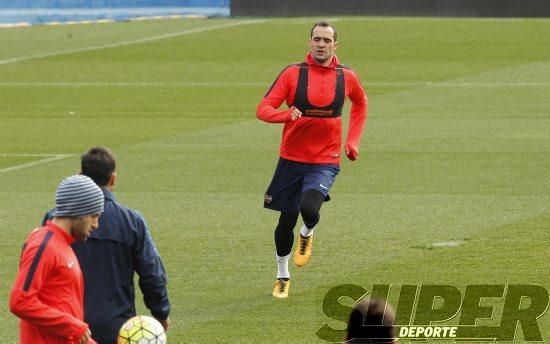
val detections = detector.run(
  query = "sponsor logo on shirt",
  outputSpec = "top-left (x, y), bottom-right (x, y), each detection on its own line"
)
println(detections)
top-left (304, 109), bottom-right (335, 117)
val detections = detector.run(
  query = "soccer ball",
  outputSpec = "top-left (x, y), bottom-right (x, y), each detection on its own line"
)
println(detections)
top-left (118, 315), bottom-right (167, 344)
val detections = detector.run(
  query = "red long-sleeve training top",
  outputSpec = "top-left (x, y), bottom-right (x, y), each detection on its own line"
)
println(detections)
top-left (10, 221), bottom-right (89, 344)
top-left (257, 53), bottom-right (368, 164)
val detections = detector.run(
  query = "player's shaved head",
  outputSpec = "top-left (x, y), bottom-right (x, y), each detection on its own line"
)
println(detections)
top-left (311, 20), bottom-right (337, 41)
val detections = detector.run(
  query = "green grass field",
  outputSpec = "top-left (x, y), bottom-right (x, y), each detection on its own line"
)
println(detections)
top-left (0, 16), bottom-right (549, 343)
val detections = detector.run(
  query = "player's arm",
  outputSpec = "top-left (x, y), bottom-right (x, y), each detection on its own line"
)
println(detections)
top-left (132, 213), bottom-right (171, 327)
top-left (257, 66), bottom-right (300, 123)
top-left (344, 71), bottom-right (368, 161)
top-left (9, 239), bottom-right (89, 342)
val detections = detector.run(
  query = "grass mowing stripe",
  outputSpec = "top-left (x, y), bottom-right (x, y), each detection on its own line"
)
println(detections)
top-left (0, 81), bottom-right (269, 88)
top-left (0, 19), bottom-right (266, 66)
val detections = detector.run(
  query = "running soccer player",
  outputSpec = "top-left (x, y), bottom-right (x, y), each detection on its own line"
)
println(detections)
top-left (257, 21), bottom-right (368, 298)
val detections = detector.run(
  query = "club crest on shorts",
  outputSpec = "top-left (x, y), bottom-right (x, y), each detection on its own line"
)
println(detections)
top-left (264, 194), bottom-right (273, 204)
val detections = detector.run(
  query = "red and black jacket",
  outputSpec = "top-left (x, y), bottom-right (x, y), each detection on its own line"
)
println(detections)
top-left (257, 53), bottom-right (368, 164)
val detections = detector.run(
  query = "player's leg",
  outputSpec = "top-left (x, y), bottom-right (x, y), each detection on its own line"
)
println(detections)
top-left (263, 158), bottom-right (304, 298)
top-left (273, 211), bottom-right (299, 298)
top-left (300, 188), bottom-right (325, 234)
top-left (294, 189), bottom-right (325, 267)
top-left (294, 164), bottom-right (340, 267)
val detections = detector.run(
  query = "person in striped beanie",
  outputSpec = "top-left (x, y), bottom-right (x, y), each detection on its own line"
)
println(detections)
top-left (10, 175), bottom-right (104, 344)
top-left (43, 147), bottom-right (171, 343)
top-left (52, 174), bottom-right (105, 241)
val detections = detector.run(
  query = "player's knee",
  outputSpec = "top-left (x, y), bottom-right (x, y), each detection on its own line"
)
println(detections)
top-left (300, 203), bottom-right (319, 228)
top-left (300, 202), bottom-right (316, 220)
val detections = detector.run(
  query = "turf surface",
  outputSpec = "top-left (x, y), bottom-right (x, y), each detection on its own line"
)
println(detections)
top-left (0, 16), bottom-right (549, 343)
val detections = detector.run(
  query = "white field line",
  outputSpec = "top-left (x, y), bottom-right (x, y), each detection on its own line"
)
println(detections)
top-left (0, 81), bottom-right (268, 87)
top-left (370, 81), bottom-right (550, 87)
top-left (0, 154), bottom-right (74, 173)
top-left (432, 240), bottom-right (463, 248)
top-left (0, 19), bottom-right (266, 66)
top-left (0, 81), bottom-right (549, 88)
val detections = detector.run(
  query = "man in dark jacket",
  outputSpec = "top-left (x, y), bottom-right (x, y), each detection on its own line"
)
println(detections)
top-left (43, 147), bottom-right (170, 344)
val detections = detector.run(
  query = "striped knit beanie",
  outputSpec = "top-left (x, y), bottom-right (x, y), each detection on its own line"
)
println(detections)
top-left (52, 175), bottom-right (104, 218)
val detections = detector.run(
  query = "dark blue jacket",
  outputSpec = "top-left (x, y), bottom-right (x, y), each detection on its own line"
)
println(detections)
top-left (43, 189), bottom-right (170, 343)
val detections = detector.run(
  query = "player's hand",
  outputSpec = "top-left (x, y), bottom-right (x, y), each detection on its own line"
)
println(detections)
top-left (78, 329), bottom-right (94, 344)
top-left (288, 106), bottom-right (302, 121)
top-left (157, 316), bottom-right (171, 331)
top-left (345, 144), bottom-right (358, 161)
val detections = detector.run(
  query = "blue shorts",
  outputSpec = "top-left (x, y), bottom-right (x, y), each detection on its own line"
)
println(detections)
top-left (264, 158), bottom-right (340, 213)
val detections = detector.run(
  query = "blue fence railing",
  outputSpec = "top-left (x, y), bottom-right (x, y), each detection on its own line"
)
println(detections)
top-left (0, 0), bottom-right (230, 24)
top-left (0, 1), bottom-right (228, 9)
